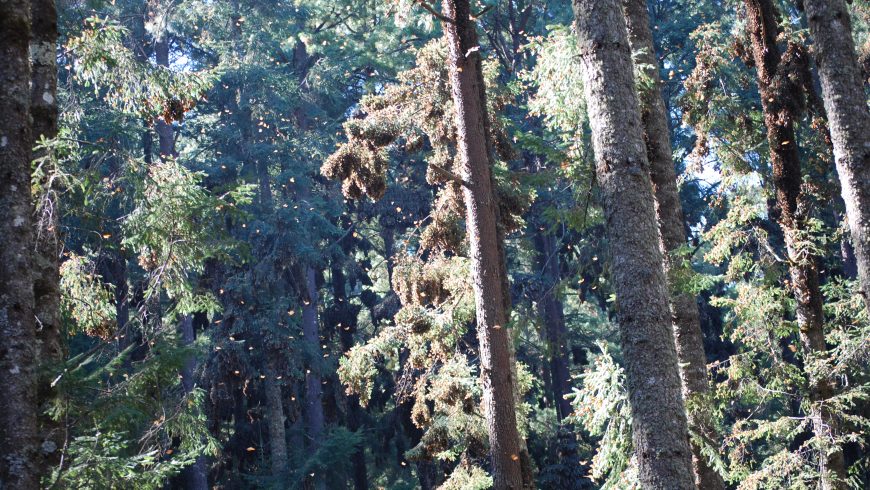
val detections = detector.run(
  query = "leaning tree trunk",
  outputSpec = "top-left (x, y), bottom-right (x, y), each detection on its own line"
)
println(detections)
top-left (572, 1), bottom-right (696, 488)
top-left (441, 0), bottom-right (528, 487)
top-left (744, 1), bottom-right (846, 487)
top-left (802, 0), bottom-right (870, 312)
top-left (0, 1), bottom-right (39, 488)
top-left (30, 0), bottom-right (65, 475)
top-left (621, 1), bottom-right (725, 488)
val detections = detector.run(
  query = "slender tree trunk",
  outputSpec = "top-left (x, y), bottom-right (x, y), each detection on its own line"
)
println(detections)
top-left (332, 262), bottom-right (368, 490)
top-left (571, 1), bottom-right (696, 488)
top-left (152, 17), bottom-right (211, 485)
top-left (302, 266), bottom-right (325, 489)
top-left (440, 1), bottom-right (529, 488)
top-left (744, 1), bottom-right (846, 487)
top-left (533, 231), bottom-right (572, 422)
top-left (154, 37), bottom-right (175, 160)
top-left (0, 1), bottom-right (39, 488)
top-left (621, 2), bottom-right (725, 488)
top-left (802, 0), bottom-right (870, 312)
top-left (30, 0), bottom-right (65, 474)
top-left (264, 360), bottom-right (289, 478)
top-left (180, 315), bottom-right (209, 490)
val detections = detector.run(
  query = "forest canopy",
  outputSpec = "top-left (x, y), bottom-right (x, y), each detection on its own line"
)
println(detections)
top-left (0, 0), bottom-right (869, 489)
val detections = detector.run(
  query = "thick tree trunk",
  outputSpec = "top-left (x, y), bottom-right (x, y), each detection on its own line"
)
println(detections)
top-left (440, 1), bottom-right (528, 488)
top-left (621, 2), bottom-right (725, 488)
top-left (30, 0), bottom-right (65, 475)
top-left (744, 1), bottom-right (846, 487)
top-left (802, 0), bottom-right (870, 312)
top-left (533, 231), bottom-right (572, 422)
top-left (571, 1), bottom-right (696, 488)
top-left (0, 1), bottom-right (39, 488)
top-left (302, 266), bottom-right (325, 489)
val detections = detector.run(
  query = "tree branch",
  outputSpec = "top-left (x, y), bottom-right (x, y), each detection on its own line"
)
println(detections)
top-left (417, 0), bottom-right (455, 24)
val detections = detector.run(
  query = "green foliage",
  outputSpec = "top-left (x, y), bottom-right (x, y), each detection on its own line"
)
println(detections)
top-left (122, 159), bottom-right (252, 319)
top-left (438, 463), bottom-right (493, 490)
top-left (59, 430), bottom-right (199, 489)
top-left (567, 343), bottom-right (637, 490)
top-left (520, 25), bottom-right (586, 137)
top-left (60, 251), bottom-right (117, 339)
top-left (67, 17), bottom-right (214, 120)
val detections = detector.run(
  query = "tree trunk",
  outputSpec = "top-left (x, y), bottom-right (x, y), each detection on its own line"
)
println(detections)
top-left (264, 360), bottom-right (289, 478)
top-left (744, 1), bottom-right (846, 487)
top-left (0, 1), bottom-right (39, 488)
top-left (180, 315), bottom-right (209, 490)
top-left (621, 2), bottom-right (725, 488)
top-left (30, 0), bottom-right (65, 475)
top-left (802, 0), bottom-right (870, 312)
top-left (154, 37), bottom-right (175, 160)
top-left (571, 1), bottom-right (696, 488)
top-left (302, 266), bottom-right (325, 489)
top-left (440, 1), bottom-right (528, 488)
top-left (332, 263), bottom-right (368, 490)
top-left (533, 231), bottom-right (572, 422)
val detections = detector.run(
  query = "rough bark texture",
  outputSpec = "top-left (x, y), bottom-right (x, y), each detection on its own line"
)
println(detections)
top-left (533, 231), bottom-right (572, 422)
top-left (745, 1), bottom-right (846, 487)
top-left (572, 1), bottom-right (696, 488)
top-left (302, 266), bottom-right (325, 489)
top-left (802, 0), bottom-right (870, 312)
top-left (441, 0), bottom-right (528, 487)
top-left (621, 1), bottom-right (725, 488)
top-left (31, 0), bottom-right (61, 361)
top-left (30, 0), bottom-right (65, 474)
top-left (0, 1), bottom-right (39, 488)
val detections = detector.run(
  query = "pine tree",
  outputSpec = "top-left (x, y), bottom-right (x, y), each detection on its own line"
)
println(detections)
top-left (621, 1), bottom-right (725, 488)
top-left (440, 0), bottom-right (529, 487)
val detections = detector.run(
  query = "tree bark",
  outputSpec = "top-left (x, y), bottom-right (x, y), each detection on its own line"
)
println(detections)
top-left (180, 315), bottom-right (209, 490)
top-left (621, 1), bottom-right (725, 488)
top-left (30, 0), bottom-right (65, 475)
top-left (802, 0), bottom-right (870, 312)
top-left (440, 1), bottom-right (529, 488)
top-left (744, 1), bottom-right (846, 487)
top-left (571, 1), bottom-right (696, 488)
top-left (264, 360), bottom-right (289, 478)
top-left (302, 265), bottom-right (325, 489)
top-left (154, 36), bottom-right (175, 160)
top-left (0, 1), bottom-right (39, 488)
top-left (332, 262), bottom-right (368, 490)
top-left (533, 231), bottom-right (572, 422)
